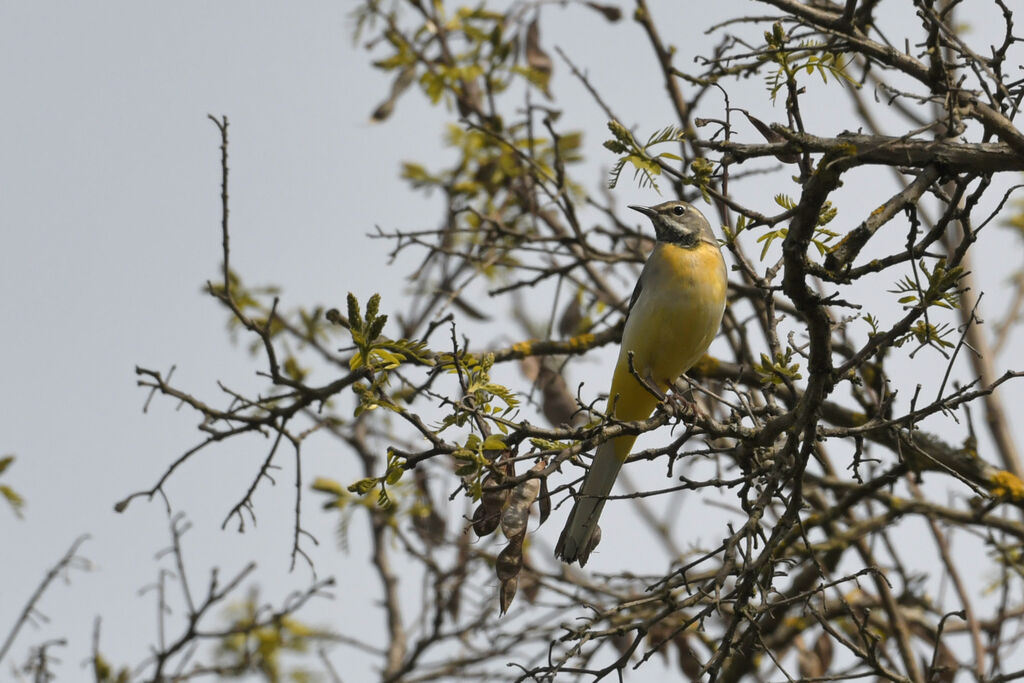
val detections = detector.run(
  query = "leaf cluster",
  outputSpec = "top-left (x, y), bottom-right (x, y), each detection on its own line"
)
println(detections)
top-left (605, 120), bottom-right (687, 193)
top-left (346, 450), bottom-right (407, 511)
top-left (760, 22), bottom-right (858, 102)
top-left (755, 195), bottom-right (839, 259)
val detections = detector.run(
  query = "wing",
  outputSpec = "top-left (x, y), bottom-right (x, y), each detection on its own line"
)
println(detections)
top-left (624, 251), bottom-right (657, 325)
top-left (624, 273), bottom-right (643, 324)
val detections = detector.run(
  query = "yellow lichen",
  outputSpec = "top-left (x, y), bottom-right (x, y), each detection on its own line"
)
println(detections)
top-left (990, 470), bottom-right (1024, 501)
top-left (567, 333), bottom-right (595, 350)
top-left (511, 340), bottom-right (534, 356)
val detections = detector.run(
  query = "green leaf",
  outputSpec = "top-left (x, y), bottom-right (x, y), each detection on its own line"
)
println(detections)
top-left (482, 435), bottom-right (507, 451)
top-left (371, 348), bottom-right (405, 369)
top-left (774, 194), bottom-right (796, 210)
top-left (455, 463), bottom-right (478, 477)
top-left (373, 51), bottom-right (413, 71)
top-left (347, 478), bottom-right (377, 495)
top-left (817, 201), bottom-right (838, 226)
top-left (311, 477), bottom-right (345, 496)
top-left (529, 438), bottom-right (570, 451)
top-left (603, 139), bottom-right (628, 154)
top-left (756, 229), bottom-right (786, 260)
top-left (0, 485), bottom-right (24, 516)
top-left (420, 71), bottom-right (445, 104)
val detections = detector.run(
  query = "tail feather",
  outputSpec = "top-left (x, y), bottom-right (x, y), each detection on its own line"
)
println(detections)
top-left (554, 440), bottom-right (627, 566)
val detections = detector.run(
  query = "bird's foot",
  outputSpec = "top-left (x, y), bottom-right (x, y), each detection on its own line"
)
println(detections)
top-left (664, 392), bottom-right (701, 419)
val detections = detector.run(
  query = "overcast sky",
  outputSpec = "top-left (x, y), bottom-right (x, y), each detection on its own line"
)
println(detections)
top-left (3, 2), bottom-right (1023, 681)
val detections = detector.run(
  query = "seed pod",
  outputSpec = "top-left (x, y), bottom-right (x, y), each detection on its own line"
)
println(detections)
top-left (499, 574), bottom-right (518, 616)
top-left (584, 2), bottom-right (621, 22)
top-left (471, 503), bottom-right (500, 537)
top-left (496, 535), bottom-right (524, 581)
top-left (496, 535), bottom-right (524, 615)
top-left (675, 634), bottom-right (703, 678)
top-left (480, 473), bottom-right (508, 510)
top-left (500, 477), bottom-right (540, 539)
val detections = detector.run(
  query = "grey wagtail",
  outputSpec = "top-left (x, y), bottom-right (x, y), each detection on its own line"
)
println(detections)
top-left (555, 201), bottom-right (727, 566)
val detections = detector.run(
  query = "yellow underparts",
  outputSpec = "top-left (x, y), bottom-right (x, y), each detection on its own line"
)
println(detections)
top-left (607, 240), bottom-right (727, 462)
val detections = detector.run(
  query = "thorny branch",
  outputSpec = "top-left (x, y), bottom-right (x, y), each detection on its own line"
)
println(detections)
top-left (116, 1), bottom-right (1024, 681)
top-left (0, 536), bottom-right (89, 668)
top-left (87, 515), bottom-right (334, 682)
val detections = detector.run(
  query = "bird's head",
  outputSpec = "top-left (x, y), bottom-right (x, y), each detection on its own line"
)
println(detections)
top-left (628, 201), bottom-right (715, 247)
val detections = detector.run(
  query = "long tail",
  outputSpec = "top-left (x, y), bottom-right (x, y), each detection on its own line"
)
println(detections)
top-left (554, 438), bottom-right (629, 566)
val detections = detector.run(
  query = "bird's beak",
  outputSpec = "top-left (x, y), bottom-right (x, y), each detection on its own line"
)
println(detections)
top-left (628, 204), bottom-right (656, 217)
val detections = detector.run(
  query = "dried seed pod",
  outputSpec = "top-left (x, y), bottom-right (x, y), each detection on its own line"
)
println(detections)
top-left (813, 632), bottom-right (833, 675)
top-left (524, 17), bottom-right (552, 98)
top-left (557, 291), bottom-right (583, 338)
top-left (500, 477), bottom-right (540, 539)
top-left (797, 632), bottom-right (835, 680)
top-left (471, 503), bottom-right (500, 537)
top-left (741, 110), bottom-right (800, 164)
top-left (584, 2), bottom-right (621, 21)
top-left (539, 365), bottom-right (579, 427)
top-left (925, 640), bottom-right (956, 683)
top-left (496, 534), bottom-right (524, 615)
top-left (411, 469), bottom-right (445, 545)
top-left (647, 621), bottom-right (672, 663)
top-left (609, 632), bottom-right (632, 656)
top-left (496, 535), bottom-right (524, 581)
top-left (675, 634), bottom-right (703, 679)
top-left (480, 473), bottom-right (509, 510)
top-left (499, 574), bottom-right (518, 616)
top-left (370, 65), bottom-right (415, 122)
top-left (473, 471), bottom-right (510, 537)
top-left (537, 474), bottom-right (551, 525)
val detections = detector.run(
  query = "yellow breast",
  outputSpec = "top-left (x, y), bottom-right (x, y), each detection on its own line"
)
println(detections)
top-left (608, 240), bottom-right (727, 423)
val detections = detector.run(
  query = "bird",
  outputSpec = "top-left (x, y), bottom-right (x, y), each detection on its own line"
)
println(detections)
top-left (554, 200), bottom-right (728, 566)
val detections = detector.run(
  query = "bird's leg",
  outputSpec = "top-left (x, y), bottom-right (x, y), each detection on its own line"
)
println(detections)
top-left (663, 382), bottom-right (702, 419)
top-left (626, 351), bottom-right (666, 403)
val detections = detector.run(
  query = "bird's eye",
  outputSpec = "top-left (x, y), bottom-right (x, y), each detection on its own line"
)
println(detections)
top-left (672, 205), bottom-right (685, 216)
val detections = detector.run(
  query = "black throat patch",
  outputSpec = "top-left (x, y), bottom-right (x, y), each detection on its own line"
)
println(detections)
top-left (655, 225), bottom-right (700, 248)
